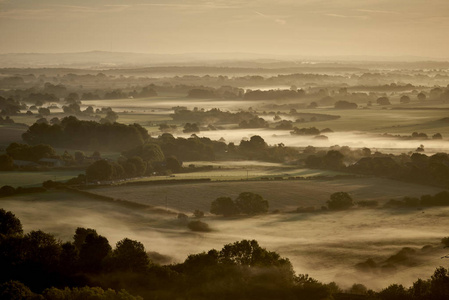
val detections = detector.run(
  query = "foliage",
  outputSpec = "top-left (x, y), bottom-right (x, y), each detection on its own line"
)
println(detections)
top-left (187, 220), bottom-right (211, 232)
top-left (6, 143), bottom-right (56, 162)
top-left (0, 209), bottom-right (23, 236)
top-left (0, 281), bottom-right (35, 300)
top-left (334, 100), bottom-right (357, 109)
top-left (235, 192), bottom-right (269, 215)
top-left (2, 211), bottom-right (449, 299)
top-left (239, 116), bottom-right (269, 128)
top-left (327, 192), bottom-right (354, 210)
top-left (244, 89), bottom-right (305, 100)
top-left (211, 192), bottom-right (268, 216)
top-left (112, 238), bottom-right (150, 272)
top-left (193, 210), bottom-right (204, 218)
top-left (290, 127), bottom-right (321, 135)
top-left (42, 286), bottom-right (143, 300)
top-left (210, 197), bottom-right (239, 217)
top-left (22, 116), bottom-right (149, 151)
top-left (86, 160), bottom-right (114, 182)
top-left (0, 155), bottom-right (14, 171)
top-left (183, 122), bottom-right (200, 133)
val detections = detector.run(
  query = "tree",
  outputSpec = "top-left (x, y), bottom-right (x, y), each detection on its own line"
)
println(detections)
top-left (0, 154), bottom-right (14, 171)
top-left (323, 150), bottom-right (344, 170)
top-left (378, 284), bottom-right (408, 300)
top-left (0, 209), bottom-right (23, 236)
top-left (193, 210), bottom-right (204, 218)
top-left (73, 227), bottom-right (97, 250)
top-left (112, 238), bottom-right (150, 272)
top-left (79, 233), bottom-right (111, 272)
top-left (433, 133), bottom-right (443, 140)
top-left (377, 97), bottom-right (391, 106)
top-left (239, 135), bottom-right (267, 151)
top-left (418, 92), bottom-right (427, 101)
top-left (400, 95), bottom-right (411, 104)
top-left (86, 160), bottom-right (113, 181)
top-left (126, 156), bottom-right (146, 176)
top-left (327, 192), bottom-right (354, 210)
top-left (183, 123), bottom-right (200, 133)
top-left (334, 101), bottom-right (357, 109)
top-left (218, 240), bottom-right (292, 269)
top-left (430, 267), bottom-right (449, 299)
top-left (210, 197), bottom-right (239, 217)
top-left (38, 107), bottom-right (50, 116)
top-left (0, 281), bottom-right (34, 300)
top-left (0, 185), bottom-right (15, 197)
top-left (188, 220), bottom-right (211, 232)
top-left (166, 156), bottom-right (182, 172)
top-left (235, 192), bottom-right (269, 215)
top-left (23, 230), bottom-right (61, 268)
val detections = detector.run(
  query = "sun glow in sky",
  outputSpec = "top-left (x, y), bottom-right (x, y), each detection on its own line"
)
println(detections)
top-left (0, 0), bottom-right (448, 58)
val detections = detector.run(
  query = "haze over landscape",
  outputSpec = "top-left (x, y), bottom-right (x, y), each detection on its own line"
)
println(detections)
top-left (1, 1), bottom-right (449, 300)
top-left (1, 0), bottom-right (449, 60)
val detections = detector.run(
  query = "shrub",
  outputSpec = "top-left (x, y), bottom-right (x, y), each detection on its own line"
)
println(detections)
top-left (327, 192), bottom-right (354, 210)
top-left (188, 220), bottom-right (211, 232)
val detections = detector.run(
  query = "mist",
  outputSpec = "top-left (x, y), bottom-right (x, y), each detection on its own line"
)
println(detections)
top-left (1, 192), bottom-right (448, 291)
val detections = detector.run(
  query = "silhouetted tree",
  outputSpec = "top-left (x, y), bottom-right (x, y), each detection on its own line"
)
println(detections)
top-left (112, 238), bottom-right (150, 272)
top-left (210, 197), bottom-right (239, 217)
top-left (235, 192), bottom-right (269, 215)
top-left (327, 192), bottom-right (354, 210)
top-left (0, 209), bottom-right (23, 236)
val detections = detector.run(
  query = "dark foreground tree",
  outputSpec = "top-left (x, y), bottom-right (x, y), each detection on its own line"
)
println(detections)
top-left (0, 209), bottom-right (23, 236)
top-left (112, 238), bottom-right (150, 272)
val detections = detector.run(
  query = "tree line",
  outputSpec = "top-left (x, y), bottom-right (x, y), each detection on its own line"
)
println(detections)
top-left (1, 209), bottom-right (449, 299)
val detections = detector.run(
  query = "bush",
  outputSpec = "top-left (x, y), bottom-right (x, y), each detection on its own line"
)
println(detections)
top-left (357, 200), bottom-right (378, 207)
top-left (193, 210), bottom-right (204, 218)
top-left (441, 237), bottom-right (449, 247)
top-left (327, 192), bottom-right (354, 210)
top-left (187, 220), bottom-right (211, 232)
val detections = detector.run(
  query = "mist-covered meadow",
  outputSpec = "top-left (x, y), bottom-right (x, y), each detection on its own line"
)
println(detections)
top-left (1, 188), bottom-right (448, 290)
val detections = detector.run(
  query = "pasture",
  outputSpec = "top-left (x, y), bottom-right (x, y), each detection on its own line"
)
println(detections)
top-left (87, 177), bottom-right (444, 213)
top-left (0, 170), bottom-right (81, 187)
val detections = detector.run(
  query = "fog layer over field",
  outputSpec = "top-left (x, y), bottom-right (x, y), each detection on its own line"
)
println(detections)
top-left (1, 191), bottom-right (448, 290)
top-left (179, 129), bottom-right (449, 154)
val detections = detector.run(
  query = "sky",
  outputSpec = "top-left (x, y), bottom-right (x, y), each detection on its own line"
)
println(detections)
top-left (0, 0), bottom-right (448, 59)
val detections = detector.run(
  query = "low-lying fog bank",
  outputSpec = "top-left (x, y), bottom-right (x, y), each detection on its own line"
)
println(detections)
top-left (1, 189), bottom-right (448, 290)
top-left (177, 129), bottom-right (449, 154)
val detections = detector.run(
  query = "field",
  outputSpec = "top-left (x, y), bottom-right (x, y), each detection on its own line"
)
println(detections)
top-left (0, 170), bottom-right (82, 187)
top-left (0, 124), bottom-right (28, 147)
top-left (1, 189), bottom-right (449, 290)
top-left (87, 177), bottom-right (444, 213)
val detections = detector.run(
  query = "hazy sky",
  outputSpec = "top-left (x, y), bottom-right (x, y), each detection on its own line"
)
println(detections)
top-left (1, 0), bottom-right (448, 58)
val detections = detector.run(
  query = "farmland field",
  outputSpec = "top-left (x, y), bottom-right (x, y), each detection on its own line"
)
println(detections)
top-left (0, 170), bottom-right (82, 187)
top-left (87, 177), bottom-right (445, 213)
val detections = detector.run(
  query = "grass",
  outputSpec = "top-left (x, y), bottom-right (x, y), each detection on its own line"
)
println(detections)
top-left (310, 105), bottom-right (449, 136)
top-left (0, 124), bottom-right (27, 148)
top-left (0, 170), bottom-right (82, 187)
top-left (86, 177), bottom-right (445, 213)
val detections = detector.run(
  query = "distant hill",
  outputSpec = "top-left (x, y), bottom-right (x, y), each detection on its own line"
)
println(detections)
top-left (0, 51), bottom-right (448, 69)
